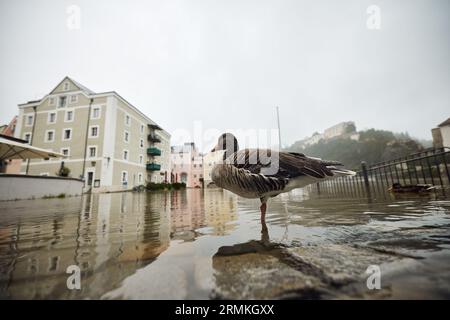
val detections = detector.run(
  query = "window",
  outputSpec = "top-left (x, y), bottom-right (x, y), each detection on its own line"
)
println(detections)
top-left (70, 95), bottom-right (77, 103)
top-left (88, 146), bottom-right (97, 158)
top-left (124, 131), bottom-right (129, 143)
top-left (193, 164), bottom-right (197, 168)
top-left (139, 139), bottom-right (144, 148)
top-left (125, 114), bottom-right (130, 126)
top-left (138, 173), bottom-right (143, 184)
top-left (48, 97), bottom-right (55, 106)
top-left (24, 133), bottom-right (32, 143)
top-left (25, 114), bottom-right (34, 126)
top-left (121, 171), bottom-right (128, 183)
top-left (58, 96), bottom-right (67, 108)
top-left (65, 110), bottom-right (74, 122)
top-left (123, 150), bottom-right (128, 161)
top-left (45, 130), bottom-right (55, 142)
top-left (62, 128), bottom-right (72, 141)
top-left (48, 112), bottom-right (56, 124)
top-left (63, 82), bottom-right (70, 91)
top-left (140, 124), bottom-right (144, 134)
top-left (92, 107), bottom-right (100, 119)
top-left (139, 155), bottom-right (143, 164)
top-left (90, 126), bottom-right (99, 138)
top-left (61, 148), bottom-right (70, 156)
top-left (199, 164), bottom-right (202, 168)
top-left (194, 174), bottom-right (197, 178)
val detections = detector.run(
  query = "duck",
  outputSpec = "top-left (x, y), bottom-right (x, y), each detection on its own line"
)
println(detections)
top-left (211, 133), bottom-right (356, 228)
top-left (388, 182), bottom-right (435, 193)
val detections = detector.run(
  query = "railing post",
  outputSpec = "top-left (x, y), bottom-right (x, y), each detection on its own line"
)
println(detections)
top-left (361, 161), bottom-right (371, 196)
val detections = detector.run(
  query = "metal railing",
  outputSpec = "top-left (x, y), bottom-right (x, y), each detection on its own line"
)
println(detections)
top-left (307, 147), bottom-right (450, 197)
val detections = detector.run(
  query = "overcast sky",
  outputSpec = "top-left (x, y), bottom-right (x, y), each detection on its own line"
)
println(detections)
top-left (0, 0), bottom-right (448, 151)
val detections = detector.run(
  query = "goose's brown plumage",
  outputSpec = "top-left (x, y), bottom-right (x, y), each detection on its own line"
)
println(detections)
top-left (210, 133), bottom-right (355, 229)
top-left (228, 149), bottom-right (340, 179)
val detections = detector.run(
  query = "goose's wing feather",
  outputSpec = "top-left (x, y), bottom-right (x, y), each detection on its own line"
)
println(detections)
top-left (226, 148), bottom-right (341, 180)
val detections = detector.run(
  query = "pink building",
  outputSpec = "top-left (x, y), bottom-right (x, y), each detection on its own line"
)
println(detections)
top-left (170, 142), bottom-right (204, 188)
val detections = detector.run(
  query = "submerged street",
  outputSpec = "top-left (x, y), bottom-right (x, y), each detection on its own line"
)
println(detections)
top-left (0, 188), bottom-right (449, 299)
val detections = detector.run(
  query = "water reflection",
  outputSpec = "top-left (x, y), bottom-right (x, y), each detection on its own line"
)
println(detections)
top-left (0, 189), bottom-right (238, 299)
top-left (0, 188), bottom-right (449, 299)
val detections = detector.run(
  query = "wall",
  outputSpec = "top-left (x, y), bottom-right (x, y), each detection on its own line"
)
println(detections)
top-left (441, 126), bottom-right (450, 148)
top-left (203, 150), bottom-right (225, 187)
top-left (0, 175), bottom-right (83, 201)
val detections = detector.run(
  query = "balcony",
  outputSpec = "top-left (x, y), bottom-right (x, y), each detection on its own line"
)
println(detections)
top-left (146, 163), bottom-right (161, 171)
top-left (147, 134), bottom-right (161, 143)
top-left (147, 147), bottom-right (161, 156)
top-left (148, 123), bottom-right (162, 130)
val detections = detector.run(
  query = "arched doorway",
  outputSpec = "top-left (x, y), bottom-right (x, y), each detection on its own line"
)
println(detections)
top-left (180, 172), bottom-right (188, 184)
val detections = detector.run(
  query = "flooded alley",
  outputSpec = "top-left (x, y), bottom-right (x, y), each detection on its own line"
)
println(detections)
top-left (0, 188), bottom-right (449, 299)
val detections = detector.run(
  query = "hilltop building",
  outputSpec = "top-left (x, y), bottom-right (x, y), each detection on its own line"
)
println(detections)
top-left (301, 121), bottom-right (357, 147)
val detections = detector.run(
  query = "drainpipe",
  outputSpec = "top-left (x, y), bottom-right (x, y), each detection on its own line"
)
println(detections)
top-left (25, 106), bottom-right (37, 174)
top-left (81, 98), bottom-right (94, 181)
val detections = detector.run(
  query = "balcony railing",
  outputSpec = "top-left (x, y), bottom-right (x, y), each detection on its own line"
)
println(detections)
top-left (147, 134), bottom-right (161, 143)
top-left (147, 147), bottom-right (161, 156)
top-left (146, 163), bottom-right (161, 171)
top-left (148, 124), bottom-right (162, 130)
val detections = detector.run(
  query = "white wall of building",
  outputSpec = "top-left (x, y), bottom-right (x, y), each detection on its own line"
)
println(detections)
top-left (441, 126), bottom-right (450, 148)
top-left (0, 175), bottom-right (83, 201)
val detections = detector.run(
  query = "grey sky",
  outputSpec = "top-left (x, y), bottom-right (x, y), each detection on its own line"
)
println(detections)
top-left (0, 0), bottom-right (449, 151)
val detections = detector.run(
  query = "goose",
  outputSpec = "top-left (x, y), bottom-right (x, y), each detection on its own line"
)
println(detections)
top-left (210, 133), bottom-right (355, 228)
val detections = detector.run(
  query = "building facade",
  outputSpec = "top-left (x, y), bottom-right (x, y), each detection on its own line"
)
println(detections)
top-left (203, 150), bottom-right (225, 187)
top-left (170, 142), bottom-right (203, 188)
top-left (432, 117), bottom-right (450, 149)
top-left (15, 77), bottom-right (170, 192)
top-left (323, 121), bottom-right (356, 139)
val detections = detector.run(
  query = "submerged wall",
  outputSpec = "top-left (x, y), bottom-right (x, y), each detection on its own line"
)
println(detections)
top-left (0, 174), bottom-right (83, 201)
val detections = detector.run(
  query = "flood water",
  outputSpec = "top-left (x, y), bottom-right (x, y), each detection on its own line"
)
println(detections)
top-left (0, 188), bottom-right (449, 299)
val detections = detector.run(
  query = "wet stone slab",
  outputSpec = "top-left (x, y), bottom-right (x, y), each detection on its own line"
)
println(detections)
top-left (212, 241), bottom-right (406, 299)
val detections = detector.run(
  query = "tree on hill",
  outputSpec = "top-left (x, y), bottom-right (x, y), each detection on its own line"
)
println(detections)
top-left (285, 129), bottom-right (425, 170)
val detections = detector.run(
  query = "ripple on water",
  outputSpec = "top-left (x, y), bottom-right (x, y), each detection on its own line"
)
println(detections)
top-left (0, 190), bottom-right (449, 299)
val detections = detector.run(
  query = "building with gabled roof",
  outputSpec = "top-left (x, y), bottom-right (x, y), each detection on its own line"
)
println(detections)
top-left (15, 77), bottom-right (171, 192)
top-left (431, 117), bottom-right (450, 149)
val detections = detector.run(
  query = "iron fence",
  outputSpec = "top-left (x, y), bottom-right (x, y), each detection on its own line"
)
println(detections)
top-left (307, 147), bottom-right (450, 197)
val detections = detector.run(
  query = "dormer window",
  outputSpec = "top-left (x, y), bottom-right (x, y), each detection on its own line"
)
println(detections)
top-left (63, 82), bottom-right (69, 91)
top-left (58, 96), bottom-right (67, 108)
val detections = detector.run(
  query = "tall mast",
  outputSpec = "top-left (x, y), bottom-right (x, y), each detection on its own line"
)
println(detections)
top-left (276, 106), bottom-right (282, 150)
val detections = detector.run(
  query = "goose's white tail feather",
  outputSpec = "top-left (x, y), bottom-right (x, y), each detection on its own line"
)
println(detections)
top-left (330, 168), bottom-right (356, 176)
top-left (285, 168), bottom-right (355, 192)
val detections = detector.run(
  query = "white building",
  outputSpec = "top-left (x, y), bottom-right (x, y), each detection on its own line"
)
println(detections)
top-left (203, 150), bottom-right (225, 187)
top-left (432, 117), bottom-right (450, 149)
top-left (15, 77), bottom-right (171, 192)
